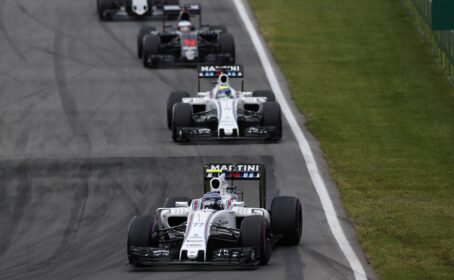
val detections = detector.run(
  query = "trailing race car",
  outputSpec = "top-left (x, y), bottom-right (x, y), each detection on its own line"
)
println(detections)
top-left (167, 65), bottom-right (282, 142)
top-left (138, 5), bottom-right (235, 68)
top-left (127, 164), bottom-right (303, 266)
top-left (97, 0), bottom-right (179, 21)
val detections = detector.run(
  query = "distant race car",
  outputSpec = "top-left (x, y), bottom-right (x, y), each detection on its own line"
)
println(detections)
top-left (127, 163), bottom-right (303, 266)
top-left (138, 5), bottom-right (235, 68)
top-left (167, 65), bottom-right (282, 142)
top-left (97, 0), bottom-right (179, 21)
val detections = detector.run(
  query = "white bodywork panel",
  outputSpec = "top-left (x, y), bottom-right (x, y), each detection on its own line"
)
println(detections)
top-left (215, 99), bottom-right (239, 136)
top-left (180, 210), bottom-right (235, 260)
top-left (131, 0), bottom-right (148, 15)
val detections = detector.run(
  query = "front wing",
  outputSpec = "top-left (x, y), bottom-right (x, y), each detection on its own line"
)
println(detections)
top-left (174, 126), bottom-right (279, 141)
top-left (129, 246), bottom-right (259, 266)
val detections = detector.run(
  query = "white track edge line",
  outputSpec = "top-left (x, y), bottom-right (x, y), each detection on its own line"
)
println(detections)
top-left (232, 0), bottom-right (368, 279)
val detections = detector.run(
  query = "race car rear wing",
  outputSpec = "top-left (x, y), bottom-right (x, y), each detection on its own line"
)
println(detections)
top-left (197, 65), bottom-right (244, 91)
top-left (162, 4), bottom-right (202, 28)
top-left (203, 163), bottom-right (266, 208)
top-left (163, 4), bottom-right (201, 16)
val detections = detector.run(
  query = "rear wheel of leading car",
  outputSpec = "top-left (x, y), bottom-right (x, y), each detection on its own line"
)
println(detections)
top-left (253, 90), bottom-right (275, 102)
top-left (262, 101), bottom-right (282, 141)
top-left (167, 91), bottom-right (190, 130)
top-left (172, 103), bottom-right (193, 142)
top-left (218, 33), bottom-right (235, 63)
top-left (142, 34), bottom-right (161, 68)
top-left (163, 196), bottom-right (192, 207)
top-left (240, 215), bottom-right (271, 265)
top-left (127, 215), bottom-right (159, 265)
top-left (97, 0), bottom-right (114, 21)
top-left (137, 26), bottom-right (156, 59)
top-left (270, 196), bottom-right (303, 245)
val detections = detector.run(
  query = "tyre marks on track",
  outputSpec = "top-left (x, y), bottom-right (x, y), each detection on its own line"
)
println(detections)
top-left (107, 171), bottom-right (141, 217)
top-left (305, 248), bottom-right (353, 280)
top-left (0, 0), bottom-right (28, 64)
top-left (46, 163), bottom-right (90, 263)
top-left (0, 163), bottom-right (32, 257)
top-left (96, 20), bottom-right (179, 91)
top-left (15, 0), bottom-right (129, 58)
top-left (53, 31), bottom-right (92, 154)
top-left (0, 68), bottom-right (27, 87)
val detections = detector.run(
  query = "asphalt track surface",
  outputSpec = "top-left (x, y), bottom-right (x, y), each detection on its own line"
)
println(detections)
top-left (0, 0), bottom-right (376, 279)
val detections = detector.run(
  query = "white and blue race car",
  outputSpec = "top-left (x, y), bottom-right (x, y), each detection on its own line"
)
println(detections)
top-left (127, 164), bottom-right (302, 266)
top-left (167, 65), bottom-right (282, 142)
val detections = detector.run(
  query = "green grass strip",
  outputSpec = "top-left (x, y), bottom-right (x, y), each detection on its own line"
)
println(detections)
top-left (248, 0), bottom-right (454, 279)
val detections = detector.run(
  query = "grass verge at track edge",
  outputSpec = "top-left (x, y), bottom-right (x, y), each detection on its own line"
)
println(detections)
top-left (233, 0), bottom-right (368, 279)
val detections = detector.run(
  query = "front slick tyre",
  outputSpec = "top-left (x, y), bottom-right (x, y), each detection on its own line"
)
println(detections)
top-left (142, 35), bottom-right (160, 68)
top-left (172, 103), bottom-right (192, 142)
top-left (127, 215), bottom-right (159, 266)
top-left (262, 101), bottom-right (282, 141)
top-left (167, 91), bottom-right (190, 129)
top-left (240, 215), bottom-right (271, 265)
top-left (138, 26), bottom-right (156, 59)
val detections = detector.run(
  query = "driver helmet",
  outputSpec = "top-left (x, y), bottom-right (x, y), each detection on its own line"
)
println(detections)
top-left (178, 20), bottom-right (192, 33)
top-left (202, 192), bottom-right (223, 210)
top-left (216, 85), bottom-right (234, 99)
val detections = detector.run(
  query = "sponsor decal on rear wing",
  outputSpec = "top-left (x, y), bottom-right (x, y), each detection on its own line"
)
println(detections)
top-left (198, 65), bottom-right (244, 79)
top-left (204, 163), bottom-right (261, 179)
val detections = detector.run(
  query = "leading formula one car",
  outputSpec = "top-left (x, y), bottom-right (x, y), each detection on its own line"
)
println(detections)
top-left (138, 5), bottom-right (235, 68)
top-left (97, 0), bottom-right (179, 21)
top-left (127, 164), bottom-right (303, 266)
top-left (167, 65), bottom-right (282, 142)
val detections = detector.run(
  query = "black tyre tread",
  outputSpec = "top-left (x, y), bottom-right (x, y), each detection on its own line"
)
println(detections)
top-left (172, 103), bottom-right (192, 142)
top-left (127, 215), bottom-right (159, 265)
top-left (262, 102), bottom-right (282, 140)
top-left (253, 90), bottom-right (275, 102)
top-left (270, 196), bottom-right (303, 245)
top-left (98, 0), bottom-right (113, 21)
top-left (163, 197), bottom-right (191, 207)
top-left (240, 215), bottom-right (271, 265)
top-left (142, 35), bottom-right (160, 68)
top-left (218, 33), bottom-right (235, 62)
top-left (167, 91), bottom-right (190, 129)
top-left (138, 26), bottom-right (156, 59)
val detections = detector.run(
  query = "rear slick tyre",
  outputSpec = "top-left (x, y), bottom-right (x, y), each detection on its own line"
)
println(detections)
top-left (270, 196), bottom-right (303, 245)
